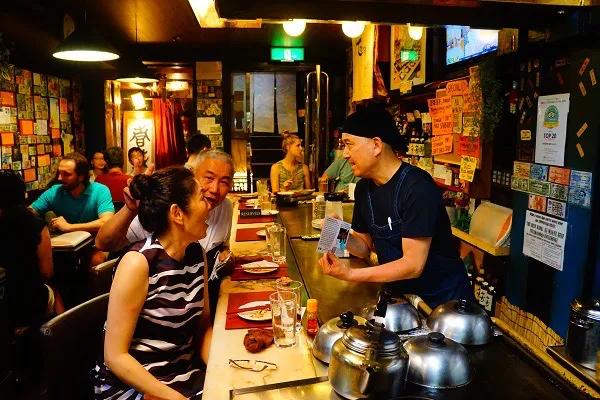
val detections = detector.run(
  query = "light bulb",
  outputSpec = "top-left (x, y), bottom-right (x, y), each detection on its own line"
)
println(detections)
top-left (131, 92), bottom-right (146, 110)
top-left (189, 0), bottom-right (212, 18)
top-left (407, 24), bottom-right (424, 41)
top-left (342, 21), bottom-right (366, 38)
top-left (282, 19), bottom-right (306, 37)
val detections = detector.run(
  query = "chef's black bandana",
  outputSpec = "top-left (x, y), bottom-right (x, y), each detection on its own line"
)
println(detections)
top-left (341, 106), bottom-right (407, 152)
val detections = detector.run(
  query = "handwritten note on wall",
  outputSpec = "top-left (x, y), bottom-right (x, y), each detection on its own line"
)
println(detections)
top-left (459, 156), bottom-right (478, 182)
top-left (431, 134), bottom-right (453, 155)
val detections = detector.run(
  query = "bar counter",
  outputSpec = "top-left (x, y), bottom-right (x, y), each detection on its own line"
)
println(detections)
top-left (203, 200), bottom-right (595, 400)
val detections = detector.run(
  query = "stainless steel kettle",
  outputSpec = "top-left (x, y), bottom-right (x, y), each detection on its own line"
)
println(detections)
top-left (328, 291), bottom-right (409, 399)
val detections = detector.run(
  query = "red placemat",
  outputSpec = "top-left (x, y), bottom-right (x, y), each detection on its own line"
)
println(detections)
top-left (237, 215), bottom-right (274, 224)
top-left (231, 263), bottom-right (289, 281)
top-left (235, 227), bottom-right (265, 242)
top-left (238, 201), bottom-right (253, 210)
top-left (225, 291), bottom-right (275, 330)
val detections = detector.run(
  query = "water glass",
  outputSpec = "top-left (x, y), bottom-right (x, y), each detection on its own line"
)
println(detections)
top-left (260, 194), bottom-right (272, 210)
top-left (325, 200), bottom-right (344, 219)
top-left (256, 179), bottom-right (268, 196)
top-left (276, 280), bottom-right (303, 333)
top-left (269, 290), bottom-right (297, 348)
top-left (267, 223), bottom-right (286, 263)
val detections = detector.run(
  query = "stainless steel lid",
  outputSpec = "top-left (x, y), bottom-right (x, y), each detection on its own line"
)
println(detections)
top-left (342, 321), bottom-right (402, 357)
top-left (312, 311), bottom-right (366, 364)
top-left (571, 298), bottom-right (600, 321)
top-left (403, 332), bottom-right (472, 389)
top-left (427, 298), bottom-right (493, 345)
top-left (362, 297), bottom-right (422, 333)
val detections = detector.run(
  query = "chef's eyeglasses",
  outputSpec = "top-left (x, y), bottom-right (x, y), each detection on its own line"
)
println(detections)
top-left (228, 359), bottom-right (278, 372)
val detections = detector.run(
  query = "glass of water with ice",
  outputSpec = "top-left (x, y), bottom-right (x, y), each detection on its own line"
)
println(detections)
top-left (269, 290), bottom-right (297, 348)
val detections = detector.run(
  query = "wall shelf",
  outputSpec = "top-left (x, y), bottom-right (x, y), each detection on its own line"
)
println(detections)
top-left (451, 227), bottom-right (510, 256)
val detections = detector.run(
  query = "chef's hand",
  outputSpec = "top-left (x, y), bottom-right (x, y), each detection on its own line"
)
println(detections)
top-left (50, 216), bottom-right (72, 232)
top-left (319, 252), bottom-right (352, 281)
top-left (283, 179), bottom-right (293, 190)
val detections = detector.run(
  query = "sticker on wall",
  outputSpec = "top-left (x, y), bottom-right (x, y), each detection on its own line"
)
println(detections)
top-left (520, 130), bottom-right (531, 141)
top-left (590, 69), bottom-right (597, 87)
top-left (528, 179), bottom-right (551, 196)
top-left (511, 176), bottom-right (529, 192)
top-left (523, 210), bottom-right (567, 271)
top-left (546, 199), bottom-right (566, 219)
top-left (530, 164), bottom-right (548, 181)
top-left (549, 183), bottom-right (569, 201)
top-left (568, 170), bottom-right (592, 208)
top-left (535, 93), bottom-right (569, 166)
top-left (528, 194), bottom-right (547, 213)
top-left (548, 166), bottom-right (570, 185)
top-left (459, 156), bottom-right (478, 182)
top-left (513, 161), bottom-right (531, 178)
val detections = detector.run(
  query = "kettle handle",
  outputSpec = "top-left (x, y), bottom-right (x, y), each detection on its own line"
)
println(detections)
top-left (358, 365), bottom-right (377, 396)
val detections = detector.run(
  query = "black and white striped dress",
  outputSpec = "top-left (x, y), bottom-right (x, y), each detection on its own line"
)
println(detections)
top-left (94, 236), bottom-right (206, 399)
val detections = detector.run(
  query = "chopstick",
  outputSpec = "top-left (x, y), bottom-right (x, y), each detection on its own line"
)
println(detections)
top-left (226, 305), bottom-right (271, 314)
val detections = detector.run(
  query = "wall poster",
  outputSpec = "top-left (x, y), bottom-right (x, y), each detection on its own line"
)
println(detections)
top-left (523, 210), bottom-right (567, 271)
top-left (535, 93), bottom-right (570, 166)
top-left (123, 111), bottom-right (155, 170)
top-left (390, 25), bottom-right (426, 93)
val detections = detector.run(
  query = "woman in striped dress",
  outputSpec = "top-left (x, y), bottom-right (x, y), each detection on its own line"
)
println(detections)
top-left (270, 132), bottom-right (311, 193)
top-left (94, 167), bottom-right (211, 400)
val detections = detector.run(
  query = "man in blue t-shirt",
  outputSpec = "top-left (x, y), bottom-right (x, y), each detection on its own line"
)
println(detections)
top-left (318, 106), bottom-right (472, 308)
top-left (30, 152), bottom-right (115, 234)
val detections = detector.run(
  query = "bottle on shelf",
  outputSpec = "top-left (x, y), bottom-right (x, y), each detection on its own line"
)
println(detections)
top-left (474, 276), bottom-right (484, 302)
top-left (479, 281), bottom-right (490, 308)
top-left (306, 298), bottom-right (319, 337)
top-left (486, 286), bottom-right (497, 315)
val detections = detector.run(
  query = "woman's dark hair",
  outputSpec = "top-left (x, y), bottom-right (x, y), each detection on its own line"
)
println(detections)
top-left (0, 170), bottom-right (26, 209)
top-left (129, 167), bottom-right (197, 235)
top-left (128, 147), bottom-right (147, 165)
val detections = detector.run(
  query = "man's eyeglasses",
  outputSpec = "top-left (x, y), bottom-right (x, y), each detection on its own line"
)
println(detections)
top-left (228, 359), bottom-right (277, 372)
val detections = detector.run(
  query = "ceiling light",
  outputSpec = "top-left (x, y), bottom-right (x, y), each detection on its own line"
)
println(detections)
top-left (52, 25), bottom-right (120, 62)
top-left (407, 24), bottom-right (424, 41)
top-left (283, 19), bottom-right (306, 37)
top-left (189, 0), bottom-right (212, 18)
top-left (342, 21), bottom-right (366, 39)
top-left (131, 92), bottom-right (146, 110)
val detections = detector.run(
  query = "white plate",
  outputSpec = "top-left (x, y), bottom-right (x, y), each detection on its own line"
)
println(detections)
top-left (243, 267), bottom-right (279, 274)
top-left (237, 301), bottom-right (272, 321)
top-left (277, 191), bottom-right (295, 196)
top-left (312, 219), bottom-right (323, 230)
top-left (239, 193), bottom-right (258, 199)
top-left (262, 209), bottom-right (279, 216)
top-left (256, 229), bottom-right (267, 237)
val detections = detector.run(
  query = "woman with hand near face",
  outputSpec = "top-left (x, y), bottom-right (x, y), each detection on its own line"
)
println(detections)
top-left (270, 132), bottom-right (311, 193)
top-left (94, 167), bottom-right (212, 400)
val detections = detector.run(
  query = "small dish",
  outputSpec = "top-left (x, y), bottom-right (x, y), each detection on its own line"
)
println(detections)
top-left (256, 229), bottom-right (267, 237)
top-left (277, 191), bottom-right (295, 196)
top-left (239, 193), bottom-right (258, 199)
top-left (262, 210), bottom-right (279, 216)
top-left (312, 219), bottom-right (323, 230)
top-left (237, 301), bottom-right (272, 321)
top-left (244, 267), bottom-right (279, 274)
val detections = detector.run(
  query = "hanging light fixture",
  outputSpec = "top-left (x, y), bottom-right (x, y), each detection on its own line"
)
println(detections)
top-left (282, 19), bottom-right (306, 37)
top-left (407, 24), bottom-right (424, 41)
top-left (52, 12), bottom-right (120, 62)
top-left (342, 21), bottom-right (366, 38)
top-left (116, 0), bottom-right (158, 83)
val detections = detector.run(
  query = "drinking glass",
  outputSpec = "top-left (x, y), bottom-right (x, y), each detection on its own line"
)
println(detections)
top-left (276, 280), bottom-right (303, 333)
top-left (269, 290), bottom-right (297, 348)
top-left (256, 179), bottom-right (268, 196)
top-left (267, 223), bottom-right (286, 263)
top-left (325, 200), bottom-right (344, 219)
top-left (260, 193), bottom-right (272, 211)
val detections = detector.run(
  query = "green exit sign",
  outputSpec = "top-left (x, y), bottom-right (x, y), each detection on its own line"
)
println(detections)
top-left (400, 50), bottom-right (418, 62)
top-left (271, 47), bottom-right (304, 62)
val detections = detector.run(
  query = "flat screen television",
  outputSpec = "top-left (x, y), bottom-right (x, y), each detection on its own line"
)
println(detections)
top-left (446, 26), bottom-right (498, 65)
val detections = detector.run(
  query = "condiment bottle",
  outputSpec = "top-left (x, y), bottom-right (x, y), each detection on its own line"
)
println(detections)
top-left (474, 277), bottom-right (484, 302)
top-left (306, 298), bottom-right (319, 337)
top-left (479, 281), bottom-right (490, 308)
top-left (486, 286), bottom-right (496, 315)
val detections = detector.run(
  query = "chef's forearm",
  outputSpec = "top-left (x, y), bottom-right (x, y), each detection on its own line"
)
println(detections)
top-left (347, 258), bottom-right (422, 282)
top-left (346, 231), bottom-right (371, 259)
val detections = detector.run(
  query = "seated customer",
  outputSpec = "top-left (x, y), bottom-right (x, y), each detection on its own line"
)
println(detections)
top-left (184, 133), bottom-right (212, 170)
top-left (0, 171), bottom-right (64, 327)
top-left (94, 167), bottom-right (212, 400)
top-left (29, 152), bottom-right (115, 233)
top-left (128, 147), bottom-right (148, 176)
top-left (320, 157), bottom-right (360, 192)
top-left (95, 147), bottom-right (131, 204)
top-left (270, 132), bottom-right (311, 193)
top-left (89, 151), bottom-right (107, 182)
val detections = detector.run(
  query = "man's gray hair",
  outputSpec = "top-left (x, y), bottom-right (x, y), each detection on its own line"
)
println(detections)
top-left (193, 149), bottom-right (234, 175)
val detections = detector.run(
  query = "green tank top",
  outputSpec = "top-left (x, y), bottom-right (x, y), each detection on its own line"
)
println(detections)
top-left (276, 160), bottom-right (304, 190)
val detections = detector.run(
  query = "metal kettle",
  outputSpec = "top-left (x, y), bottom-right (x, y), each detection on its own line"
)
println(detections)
top-left (328, 291), bottom-right (409, 399)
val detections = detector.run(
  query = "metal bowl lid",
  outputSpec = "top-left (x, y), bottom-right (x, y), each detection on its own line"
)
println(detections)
top-left (312, 311), bottom-right (366, 364)
top-left (571, 298), bottom-right (600, 321)
top-left (342, 321), bottom-right (401, 357)
top-left (427, 298), bottom-right (493, 345)
top-left (403, 332), bottom-right (472, 388)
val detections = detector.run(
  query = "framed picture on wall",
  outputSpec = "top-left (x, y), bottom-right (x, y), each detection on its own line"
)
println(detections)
top-left (390, 25), bottom-right (426, 93)
top-left (123, 111), bottom-right (155, 172)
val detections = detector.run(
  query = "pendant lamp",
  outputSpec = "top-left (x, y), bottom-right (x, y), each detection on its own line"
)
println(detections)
top-left (116, 0), bottom-right (158, 83)
top-left (52, 24), bottom-right (120, 62)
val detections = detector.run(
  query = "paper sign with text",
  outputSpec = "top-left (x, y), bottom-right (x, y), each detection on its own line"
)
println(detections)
top-left (457, 136), bottom-right (480, 158)
top-left (523, 210), bottom-right (567, 271)
top-left (459, 156), bottom-right (478, 182)
top-left (431, 134), bottom-right (453, 155)
top-left (446, 80), bottom-right (469, 96)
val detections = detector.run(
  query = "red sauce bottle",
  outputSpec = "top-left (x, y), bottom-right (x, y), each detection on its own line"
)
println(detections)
top-left (306, 299), bottom-right (319, 337)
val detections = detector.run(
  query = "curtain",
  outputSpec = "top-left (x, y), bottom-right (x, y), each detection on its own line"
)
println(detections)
top-left (153, 98), bottom-right (185, 168)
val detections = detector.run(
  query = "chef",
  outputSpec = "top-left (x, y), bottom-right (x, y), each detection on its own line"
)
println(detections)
top-left (318, 106), bottom-right (473, 308)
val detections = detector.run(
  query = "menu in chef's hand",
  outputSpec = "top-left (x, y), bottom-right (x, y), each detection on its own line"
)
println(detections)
top-left (317, 217), bottom-right (351, 258)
